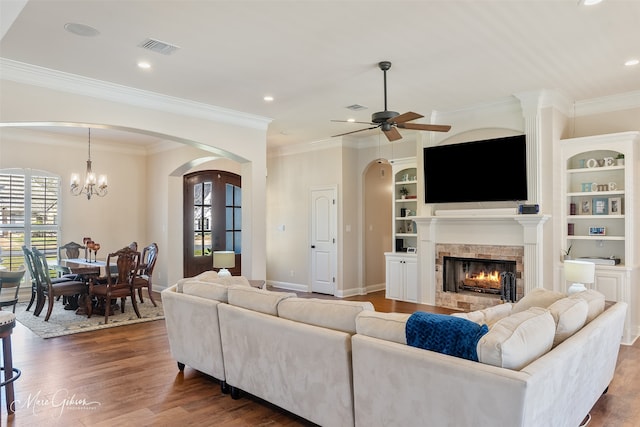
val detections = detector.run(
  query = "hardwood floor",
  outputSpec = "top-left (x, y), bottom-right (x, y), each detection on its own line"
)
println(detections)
top-left (2, 290), bottom-right (638, 426)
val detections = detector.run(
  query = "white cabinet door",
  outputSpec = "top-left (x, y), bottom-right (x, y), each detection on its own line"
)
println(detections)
top-left (593, 270), bottom-right (624, 301)
top-left (404, 257), bottom-right (418, 302)
top-left (385, 254), bottom-right (418, 302)
top-left (386, 256), bottom-right (404, 300)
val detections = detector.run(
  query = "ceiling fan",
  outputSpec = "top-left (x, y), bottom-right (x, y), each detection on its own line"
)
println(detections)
top-left (332, 61), bottom-right (451, 142)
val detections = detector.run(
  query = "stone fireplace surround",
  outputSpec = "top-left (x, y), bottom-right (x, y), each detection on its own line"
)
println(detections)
top-left (413, 209), bottom-right (550, 309)
top-left (436, 243), bottom-right (524, 311)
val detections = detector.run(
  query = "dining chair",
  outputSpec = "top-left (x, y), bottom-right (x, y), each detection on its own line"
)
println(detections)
top-left (56, 241), bottom-right (85, 277)
top-left (0, 268), bottom-right (26, 313)
top-left (133, 243), bottom-right (158, 306)
top-left (31, 247), bottom-right (87, 321)
top-left (22, 246), bottom-right (40, 312)
top-left (87, 246), bottom-right (141, 324)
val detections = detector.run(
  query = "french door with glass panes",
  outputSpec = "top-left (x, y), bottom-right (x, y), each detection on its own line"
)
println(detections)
top-left (183, 171), bottom-right (241, 278)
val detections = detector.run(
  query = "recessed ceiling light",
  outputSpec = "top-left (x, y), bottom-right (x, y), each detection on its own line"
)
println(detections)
top-left (137, 61), bottom-right (151, 69)
top-left (578, 0), bottom-right (603, 5)
top-left (624, 59), bottom-right (639, 66)
top-left (64, 22), bottom-right (100, 37)
top-left (264, 96), bottom-right (274, 102)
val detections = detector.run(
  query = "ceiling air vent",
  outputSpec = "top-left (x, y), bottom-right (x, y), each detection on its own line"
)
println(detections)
top-left (346, 104), bottom-right (367, 111)
top-left (137, 38), bottom-right (180, 55)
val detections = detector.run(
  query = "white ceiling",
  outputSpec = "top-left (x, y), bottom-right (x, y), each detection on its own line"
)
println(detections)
top-left (1, 0), bottom-right (639, 149)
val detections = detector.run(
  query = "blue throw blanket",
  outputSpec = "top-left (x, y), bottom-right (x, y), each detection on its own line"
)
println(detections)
top-left (405, 312), bottom-right (489, 362)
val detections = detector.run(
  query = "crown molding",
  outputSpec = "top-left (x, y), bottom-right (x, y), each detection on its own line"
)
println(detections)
top-left (0, 58), bottom-right (271, 131)
top-left (574, 90), bottom-right (640, 117)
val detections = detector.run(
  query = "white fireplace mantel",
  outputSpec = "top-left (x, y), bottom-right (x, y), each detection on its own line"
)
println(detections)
top-left (413, 213), bottom-right (550, 305)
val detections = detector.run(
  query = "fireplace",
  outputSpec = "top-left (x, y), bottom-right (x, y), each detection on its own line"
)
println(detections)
top-left (435, 243), bottom-right (524, 311)
top-left (443, 256), bottom-right (517, 301)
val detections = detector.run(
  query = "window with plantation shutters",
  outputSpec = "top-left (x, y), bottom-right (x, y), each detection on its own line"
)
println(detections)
top-left (0, 169), bottom-right (61, 270)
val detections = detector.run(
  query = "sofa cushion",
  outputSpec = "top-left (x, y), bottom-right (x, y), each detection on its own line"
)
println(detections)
top-left (227, 286), bottom-right (296, 315)
top-left (477, 307), bottom-right (555, 370)
top-left (451, 303), bottom-right (513, 328)
top-left (277, 298), bottom-right (374, 334)
top-left (181, 280), bottom-right (231, 302)
top-left (209, 275), bottom-right (252, 288)
top-left (405, 312), bottom-right (489, 362)
top-left (176, 270), bottom-right (219, 292)
top-left (569, 289), bottom-right (605, 323)
top-left (548, 297), bottom-right (589, 346)
top-left (355, 311), bottom-right (411, 344)
top-left (512, 288), bottom-right (566, 313)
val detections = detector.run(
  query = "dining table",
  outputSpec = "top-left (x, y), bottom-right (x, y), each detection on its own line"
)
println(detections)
top-left (61, 258), bottom-right (111, 315)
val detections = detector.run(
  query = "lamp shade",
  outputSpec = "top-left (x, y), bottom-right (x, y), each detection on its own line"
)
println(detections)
top-left (564, 260), bottom-right (595, 284)
top-left (213, 251), bottom-right (235, 269)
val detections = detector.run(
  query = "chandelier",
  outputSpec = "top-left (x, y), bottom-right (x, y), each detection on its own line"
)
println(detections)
top-left (70, 128), bottom-right (108, 200)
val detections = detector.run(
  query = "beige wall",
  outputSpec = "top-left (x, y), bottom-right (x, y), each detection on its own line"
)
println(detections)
top-left (0, 79), bottom-right (269, 285)
top-left (266, 145), bottom-right (343, 292)
top-left (363, 161), bottom-right (392, 288)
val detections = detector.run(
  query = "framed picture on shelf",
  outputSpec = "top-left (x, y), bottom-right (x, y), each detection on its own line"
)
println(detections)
top-left (580, 200), bottom-right (591, 215)
top-left (609, 197), bottom-right (622, 215)
top-left (592, 198), bottom-right (608, 215)
top-left (588, 226), bottom-right (606, 236)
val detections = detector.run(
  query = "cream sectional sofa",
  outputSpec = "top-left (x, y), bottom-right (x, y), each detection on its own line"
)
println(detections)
top-left (161, 271), bottom-right (253, 392)
top-left (163, 277), bottom-right (626, 427)
top-left (352, 289), bottom-right (627, 427)
top-left (162, 274), bottom-right (374, 427)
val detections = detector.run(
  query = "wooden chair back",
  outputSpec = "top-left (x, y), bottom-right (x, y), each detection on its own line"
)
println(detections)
top-left (105, 247), bottom-right (140, 288)
top-left (58, 241), bottom-right (85, 262)
top-left (57, 241), bottom-right (85, 276)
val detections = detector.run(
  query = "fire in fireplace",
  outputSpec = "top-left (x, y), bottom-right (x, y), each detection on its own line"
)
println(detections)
top-left (443, 256), bottom-right (517, 301)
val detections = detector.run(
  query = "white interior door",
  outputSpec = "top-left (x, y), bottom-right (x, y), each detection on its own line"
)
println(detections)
top-left (310, 187), bottom-right (337, 295)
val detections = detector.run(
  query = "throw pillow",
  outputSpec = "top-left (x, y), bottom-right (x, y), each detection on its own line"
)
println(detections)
top-left (356, 311), bottom-right (411, 344)
top-left (452, 303), bottom-right (513, 328)
top-left (181, 280), bottom-right (230, 302)
top-left (227, 286), bottom-right (296, 315)
top-left (278, 298), bottom-right (374, 334)
top-left (512, 288), bottom-right (566, 313)
top-left (569, 289), bottom-right (605, 323)
top-left (176, 270), bottom-right (219, 292)
top-left (548, 297), bottom-right (588, 346)
top-left (210, 275), bottom-right (252, 287)
top-left (405, 312), bottom-right (489, 362)
top-left (476, 307), bottom-right (555, 370)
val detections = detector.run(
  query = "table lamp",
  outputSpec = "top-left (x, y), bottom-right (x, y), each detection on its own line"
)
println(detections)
top-left (564, 260), bottom-right (595, 295)
top-left (213, 251), bottom-right (235, 277)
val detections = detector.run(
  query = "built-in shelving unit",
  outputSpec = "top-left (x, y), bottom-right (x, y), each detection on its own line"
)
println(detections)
top-left (391, 158), bottom-right (418, 252)
top-left (560, 131), bottom-right (639, 344)
top-left (386, 157), bottom-right (418, 302)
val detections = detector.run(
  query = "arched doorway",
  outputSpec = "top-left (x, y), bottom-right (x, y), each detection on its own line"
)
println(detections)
top-left (363, 160), bottom-right (392, 290)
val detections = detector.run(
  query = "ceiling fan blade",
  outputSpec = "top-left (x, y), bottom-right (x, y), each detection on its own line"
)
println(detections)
top-left (391, 112), bottom-right (424, 124)
top-left (383, 126), bottom-right (403, 141)
top-left (332, 125), bottom-right (379, 138)
top-left (331, 120), bottom-right (376, 125)
top-left (397, 123), bottom-right (452, 132)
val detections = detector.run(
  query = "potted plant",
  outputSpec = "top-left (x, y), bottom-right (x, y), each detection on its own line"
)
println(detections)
top-left (616, 153), bottom-right (624, 166)
top-left (399, 186), bottom-right (409, 199)
top-left (563, 244), bottom-right (572, 261)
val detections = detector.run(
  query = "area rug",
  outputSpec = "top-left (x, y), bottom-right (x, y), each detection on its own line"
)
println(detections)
top-left (14, 299), bottom-right (164, 339)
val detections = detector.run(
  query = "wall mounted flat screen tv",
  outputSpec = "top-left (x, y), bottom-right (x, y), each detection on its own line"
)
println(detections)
top-left (423, 135), bottom-right (527, 204)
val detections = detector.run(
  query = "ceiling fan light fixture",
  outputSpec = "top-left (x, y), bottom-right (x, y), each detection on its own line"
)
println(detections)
top-left (330, 60), bottom-right (451, 141)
